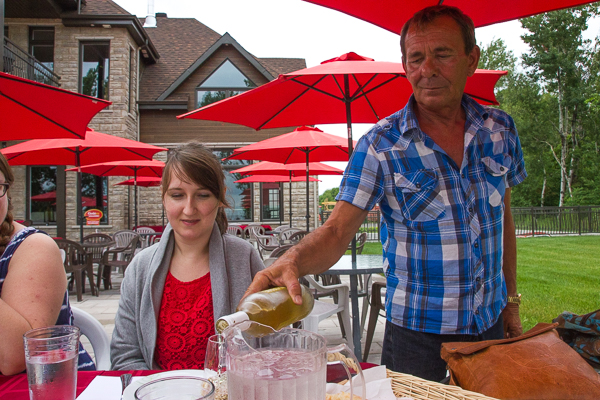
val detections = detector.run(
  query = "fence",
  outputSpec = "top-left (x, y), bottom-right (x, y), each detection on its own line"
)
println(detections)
top-left (3, 36), bottom-right (60, 87)
top-left (512, 206), bottom-right (600, 236)
top-left (322, 206), bottom-right (600, 240)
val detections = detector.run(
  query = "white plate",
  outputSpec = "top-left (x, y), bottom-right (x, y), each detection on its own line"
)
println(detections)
top-left (122, 369), bottom-right (217, 400)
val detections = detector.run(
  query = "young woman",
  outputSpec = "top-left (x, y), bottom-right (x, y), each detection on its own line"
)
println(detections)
top-left (0, 153), bottom-right (94, 375)
top-left (111, 142), bottom-right (264, 370)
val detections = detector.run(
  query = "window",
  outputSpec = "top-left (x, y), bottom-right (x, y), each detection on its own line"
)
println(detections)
top-left (80, 42), bottom-right (110, 100)
top-left (128, 47), bottom-right (135, 113)
top-left (261, 183), bottom-right (281, 221)
top-left (196, 59), bottom-right (256, 108)
top-left (29, 27), bottom-right (54, 71)
top-left (214, 149), bottom-right (253, 221)
top-left (81, 173), bottom-right (108, 224)
top-left (29, 166), bottom-right (57, 224)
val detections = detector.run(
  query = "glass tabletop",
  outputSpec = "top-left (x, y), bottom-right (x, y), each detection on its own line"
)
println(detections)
top-left (323, 254), bottom-right (384, 275)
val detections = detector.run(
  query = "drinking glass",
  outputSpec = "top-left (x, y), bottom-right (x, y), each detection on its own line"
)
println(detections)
top-left (204, 334), bottom-right (226, 376)
top-left (134, 376), bottom-right (215, 400)
top-left (23, 325), bottom-right (80, 400)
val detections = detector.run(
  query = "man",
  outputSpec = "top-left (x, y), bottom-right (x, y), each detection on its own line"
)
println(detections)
top-left (246, 5), bottom-right (526, 381)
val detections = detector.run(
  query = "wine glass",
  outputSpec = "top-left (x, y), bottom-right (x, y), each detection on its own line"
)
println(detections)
top-left (205, 334), bottom-right (226, 375)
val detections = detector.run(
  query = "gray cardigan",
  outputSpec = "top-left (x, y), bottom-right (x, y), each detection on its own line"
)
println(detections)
top-left (110, 222), bottom-right (264, 370)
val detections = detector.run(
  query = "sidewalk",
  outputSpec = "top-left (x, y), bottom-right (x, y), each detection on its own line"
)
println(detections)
top-left (70, 272), bottom-right (385, 365)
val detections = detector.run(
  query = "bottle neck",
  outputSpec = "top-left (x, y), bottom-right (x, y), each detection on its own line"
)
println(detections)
top-left (216, 311), bottom-right (250, 333)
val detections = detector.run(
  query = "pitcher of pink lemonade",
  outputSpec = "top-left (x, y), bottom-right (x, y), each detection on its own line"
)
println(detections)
top-left (223, 321), bottom-right (366, 400)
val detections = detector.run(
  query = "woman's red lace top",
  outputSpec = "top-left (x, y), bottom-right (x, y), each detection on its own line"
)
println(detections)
top-left (154, 271), bottom-right (214, 370)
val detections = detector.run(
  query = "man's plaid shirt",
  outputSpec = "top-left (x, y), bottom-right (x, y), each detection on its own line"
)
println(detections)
top-left (337, 95), bottom-right (527, 335)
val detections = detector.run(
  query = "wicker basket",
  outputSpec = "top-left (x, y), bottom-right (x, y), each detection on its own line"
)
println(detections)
top-left (387, 370), bottom-right (499, 400)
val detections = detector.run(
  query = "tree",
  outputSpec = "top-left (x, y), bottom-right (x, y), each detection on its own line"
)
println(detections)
top-left (319, 187), bottom-right (339, 205)
top-left (520, 5), bottom-right (600, 206)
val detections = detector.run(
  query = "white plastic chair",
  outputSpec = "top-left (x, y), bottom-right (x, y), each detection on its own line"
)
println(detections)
top-left (134, 227), bottom-right (156, 249)
top-left (300, 275), bottom-right (353, 351)
top-left (226, 225), bottom-right (244, 238)
top-left (71, 306), bottom-right (111, 370)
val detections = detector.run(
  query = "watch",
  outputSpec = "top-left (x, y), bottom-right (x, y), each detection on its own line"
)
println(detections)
top-left (507, 294), bottom-right (521, 305)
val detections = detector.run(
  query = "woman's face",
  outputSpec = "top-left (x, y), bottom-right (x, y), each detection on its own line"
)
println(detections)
top-left (163, 172), bottom-right (220, 243)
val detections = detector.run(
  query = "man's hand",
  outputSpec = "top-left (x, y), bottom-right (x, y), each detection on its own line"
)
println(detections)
top-left (243, 256), bottom-right (305, 304)
top-left (502, 303), bottom-right (522, 338)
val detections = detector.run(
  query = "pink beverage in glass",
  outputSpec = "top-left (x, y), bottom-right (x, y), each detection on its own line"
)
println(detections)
top-left (227, 349), bottom-right (326, 400)
top-left (24, 326), bottom-right (80, 400)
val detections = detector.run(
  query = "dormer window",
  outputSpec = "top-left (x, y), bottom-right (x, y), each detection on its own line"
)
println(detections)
top-left (196, 59), bottom-right (256, 108)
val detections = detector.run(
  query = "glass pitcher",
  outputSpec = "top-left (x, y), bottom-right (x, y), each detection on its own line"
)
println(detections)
top-left (223, 321), bottom-right (366, 400)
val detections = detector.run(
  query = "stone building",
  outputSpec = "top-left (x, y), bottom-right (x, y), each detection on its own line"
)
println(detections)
top-left (2, 0), bottom-right (319, 240)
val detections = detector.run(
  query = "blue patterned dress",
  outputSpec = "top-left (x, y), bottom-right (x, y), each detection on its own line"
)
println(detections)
top-left (0, 227), bottom-right (95, 371)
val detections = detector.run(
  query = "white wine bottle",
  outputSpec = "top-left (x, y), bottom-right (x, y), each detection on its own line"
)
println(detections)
top-left (216, 285), bottom-right (315, 333)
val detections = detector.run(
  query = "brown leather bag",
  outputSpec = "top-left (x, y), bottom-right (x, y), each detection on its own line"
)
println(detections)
top-left (441, 323), bottom-right (600, 399)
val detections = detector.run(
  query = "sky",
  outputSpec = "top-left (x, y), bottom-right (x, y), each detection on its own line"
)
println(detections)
top-left (114, 0), bottom-right (600, 194)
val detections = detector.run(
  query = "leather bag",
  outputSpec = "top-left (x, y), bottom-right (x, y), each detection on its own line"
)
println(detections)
top-left (440, 322), bottom-right (600, 399)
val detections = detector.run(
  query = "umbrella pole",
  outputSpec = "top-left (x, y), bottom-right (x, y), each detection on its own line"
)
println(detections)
top-left (344, 75), bottom-right (357, 262)
top-left (76, 151), bottom-right (83, 243)
top-left (289, 172), bottom-right (293, 228)
top-left (305, 152), bottom-right (310, 232)
top-left (134, 170), bottom-right (138, 229)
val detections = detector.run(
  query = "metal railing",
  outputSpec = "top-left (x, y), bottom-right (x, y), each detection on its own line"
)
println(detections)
top-left (3, 36), bottom-right (60, 86)
top-left (512, 206), bottom-right (600, 236)
top-left (322, 206), bottom-right (600, 239)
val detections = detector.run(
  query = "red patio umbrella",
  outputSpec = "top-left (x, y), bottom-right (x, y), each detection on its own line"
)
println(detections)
top-left (66, 160), bottom-right (165, 229)
top-left (1, 129), bottom-right (167, 241)
top-left (227, 126), bottom-right (350, 230)
top-left (0, 72), bottom-right (111, 140)
top-left (302, 0), bottom-right (596, 34)
top-left (179, 52), bottom-right (505, 155)
top-left (234, 175), bottom-right (321, 183)
top-left (115, 177), bottom-right (162, 187)
top-left (231, 161), bottom-right (343, 227)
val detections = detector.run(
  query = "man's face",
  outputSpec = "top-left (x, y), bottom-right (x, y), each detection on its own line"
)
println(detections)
top-left (403, 16), bottom-right (479, 113)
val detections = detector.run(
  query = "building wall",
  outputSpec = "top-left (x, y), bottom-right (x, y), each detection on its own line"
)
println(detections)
top-left (5, 18), bottom-right (142, 239)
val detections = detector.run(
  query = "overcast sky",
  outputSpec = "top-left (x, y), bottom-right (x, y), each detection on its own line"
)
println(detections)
top-left (114, 0), bottom-right (600, 194)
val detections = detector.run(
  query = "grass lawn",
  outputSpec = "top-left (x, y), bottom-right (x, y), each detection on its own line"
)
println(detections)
top-left (352, 236), bottom-right (600, 332)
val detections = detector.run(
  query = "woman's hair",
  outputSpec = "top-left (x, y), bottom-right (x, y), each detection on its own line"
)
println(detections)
top-left (161, 141), bottom-right (230, 234)
top-left (0, 153), bottom-right (15, 254)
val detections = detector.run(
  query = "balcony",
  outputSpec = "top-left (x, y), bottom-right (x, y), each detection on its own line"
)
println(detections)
top-left (2, 36), bottom-right (60, 87)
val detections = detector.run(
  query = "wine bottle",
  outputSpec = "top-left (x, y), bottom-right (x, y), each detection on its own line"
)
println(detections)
top-left (216, 285), bottom-right (315, 333)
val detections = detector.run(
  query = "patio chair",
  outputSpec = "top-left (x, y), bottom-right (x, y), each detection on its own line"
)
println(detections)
top-left (97, 233), bottom-right (140, 290)
top-left (226, 225), bottom-right (244, 238)
top-left (288, 230), bottom-right (309, 244)
top-left (277, 227), bottom-right (303, 244)
top-left (134, 226), bottom-right (156, 249)
top-left (251, 226), bottom-right (279, 259)
top-left (54, 239), bottom-right (97, 302)
top-left (347, 231), bottom-right (367, 254)
top-left (82, 233), bottom-right (115, 291)
top-left (71, 306), bottom-right (111, 370)
top-left (300, 275), bottom-right (353, 351)
top-left (363, 280), bottom-right (387, 360)
top-left (270, 224), bottom-right (290, 234)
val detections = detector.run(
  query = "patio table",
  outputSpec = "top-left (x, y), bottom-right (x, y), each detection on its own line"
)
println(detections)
top-left (321, 254), bottom-right (384, 362)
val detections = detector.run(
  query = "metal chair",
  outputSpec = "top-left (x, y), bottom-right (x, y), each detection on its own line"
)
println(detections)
top-left (347, 232), bottom-right (367, 254)
top-left (363, 280), bottom-right (387, 360)
top-left (71, 306), bottom-right (111, 370)
top-left (300, 275), bottom-right (353, 351)
top-left (98, 233), bottom-right (140, 290)
top-left (54, 239), bottom-right (97, 302)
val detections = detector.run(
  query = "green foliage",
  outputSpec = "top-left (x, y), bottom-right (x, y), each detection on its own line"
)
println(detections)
top-left (319, 187), bottom-right (339, 204)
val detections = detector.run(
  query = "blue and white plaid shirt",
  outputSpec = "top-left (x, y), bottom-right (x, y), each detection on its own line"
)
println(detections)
top-left (338, 95), bottom-right (527, 335)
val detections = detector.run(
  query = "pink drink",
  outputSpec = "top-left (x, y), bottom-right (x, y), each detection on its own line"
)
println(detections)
top-left (26, 351), bottom-right (77, 400)
top-left (227, 349), bottom-right (326, 400)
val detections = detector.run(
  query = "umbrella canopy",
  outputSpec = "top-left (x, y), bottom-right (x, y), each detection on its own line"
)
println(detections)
top-left (235, 175), bottom-right (320, 183)
top-left (115, 177), bottom-right (162, 187)
top-left (1, 129), bottom-right (167, 241)
top-left (228, 126), bottom-right (350, 230)
top-left (0, 72), bottom-right (111, 140)
top-left (66, 160), bottom-right (165, 229)
top-left (302, 0), bottom-right (595, 33)
top-left (179, 53), bottom-right (505, 145)
top-left (231, 161), bottom-right (344, 177)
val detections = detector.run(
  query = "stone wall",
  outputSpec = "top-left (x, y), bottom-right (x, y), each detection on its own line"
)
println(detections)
top-left (4, 19), bottom-right (141, 240)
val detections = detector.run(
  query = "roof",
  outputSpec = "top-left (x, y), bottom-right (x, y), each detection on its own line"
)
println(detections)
top-left (139, 16), bottom-right (307, 102)
top-left (139, 16), bottom-right (222, 101)
top-left (62, 0), bottom-right (131, 16)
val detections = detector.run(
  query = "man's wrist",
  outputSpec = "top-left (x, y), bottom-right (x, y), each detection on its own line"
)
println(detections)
top-left (507, 293), bottom-right (521, 305)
